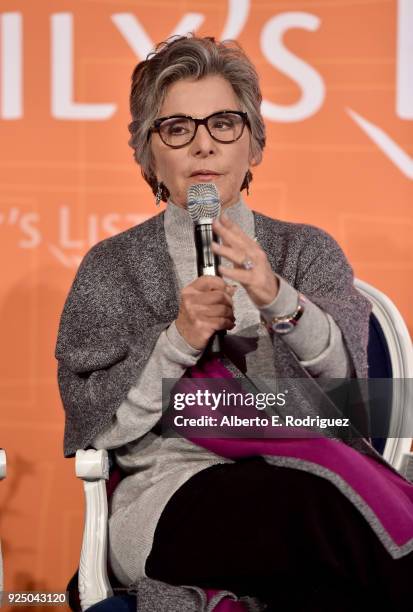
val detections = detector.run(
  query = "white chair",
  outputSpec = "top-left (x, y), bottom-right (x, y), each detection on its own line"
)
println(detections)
top-left (0, 449), bottom-right (7, 594)
top-left (72, 279), bottom-right (413, 611)
top-left (354, 279), bottom-right (413, 470)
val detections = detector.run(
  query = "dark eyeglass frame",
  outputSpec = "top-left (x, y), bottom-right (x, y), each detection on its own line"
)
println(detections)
top-left (148, 110), bottom-right (250, 148)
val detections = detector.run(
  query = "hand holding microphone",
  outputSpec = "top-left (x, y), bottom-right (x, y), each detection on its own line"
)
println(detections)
top-left (175, 276), bottom-right (236, 350)
top-left (175, 183), bottom-right (235, 351)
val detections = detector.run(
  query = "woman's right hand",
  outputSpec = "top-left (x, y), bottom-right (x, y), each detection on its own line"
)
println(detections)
top-left (175, 276), bottom-right (236, 350)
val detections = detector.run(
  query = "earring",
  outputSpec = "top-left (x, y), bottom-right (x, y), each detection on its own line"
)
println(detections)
top-left (244, 170), bottom-right (252, 195)
top-left (155, 182), bottom-right (163, 207)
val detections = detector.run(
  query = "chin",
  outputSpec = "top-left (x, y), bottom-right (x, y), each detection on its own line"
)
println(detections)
top-left (221, 192), bottom-right (241, 209)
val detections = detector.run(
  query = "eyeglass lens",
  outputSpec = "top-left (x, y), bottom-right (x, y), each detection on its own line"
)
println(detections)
top-left (159, 113), bottom-right (245, 146)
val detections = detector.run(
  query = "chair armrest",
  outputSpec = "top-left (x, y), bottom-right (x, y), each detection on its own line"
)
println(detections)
top-left (76, 449), bottom-right (114, 611)
top-left (0, 449), bottom-right (7, 594)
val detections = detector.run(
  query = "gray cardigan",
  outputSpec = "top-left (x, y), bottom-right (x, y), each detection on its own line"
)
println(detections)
top-left (90, 200), bottom-right (355, 586)
top-left (56, 210), bottom-right (384, 464)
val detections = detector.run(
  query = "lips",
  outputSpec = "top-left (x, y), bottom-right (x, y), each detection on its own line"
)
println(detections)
top-left (190, 170), bottom-right (221, 177)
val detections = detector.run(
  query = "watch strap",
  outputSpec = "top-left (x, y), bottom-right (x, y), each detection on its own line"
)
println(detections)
top-left (267, 293), bottom-right (306, 334)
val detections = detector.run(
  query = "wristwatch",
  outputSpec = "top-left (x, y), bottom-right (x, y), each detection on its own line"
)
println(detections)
top-left (268, 293), bottom-right (306, 334)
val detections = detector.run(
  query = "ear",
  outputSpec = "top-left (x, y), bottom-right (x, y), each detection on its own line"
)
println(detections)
top-left (248, 143), bottom-right (260, 168)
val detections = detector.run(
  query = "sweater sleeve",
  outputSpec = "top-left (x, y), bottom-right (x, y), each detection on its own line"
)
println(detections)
top-left (259, 274), bottom-right (352, 378)
top-left (92, 322), bottom-right (202, 449)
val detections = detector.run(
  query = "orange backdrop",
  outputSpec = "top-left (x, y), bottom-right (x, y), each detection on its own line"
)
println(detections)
top-left (1, 1), bottom-right (412, 609)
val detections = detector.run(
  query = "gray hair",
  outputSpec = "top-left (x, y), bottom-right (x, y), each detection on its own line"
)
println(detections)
top-left (128, 35), bottom-right (266, 202)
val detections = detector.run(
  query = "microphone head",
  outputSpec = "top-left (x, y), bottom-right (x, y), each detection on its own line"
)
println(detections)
top-left (187, 183), bottom-right (221, 223)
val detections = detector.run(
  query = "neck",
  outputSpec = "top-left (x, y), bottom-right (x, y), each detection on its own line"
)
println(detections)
top-left (166, 195), bottom-right (245, 219)
top-left (164, 194), bottom-right (254, 248)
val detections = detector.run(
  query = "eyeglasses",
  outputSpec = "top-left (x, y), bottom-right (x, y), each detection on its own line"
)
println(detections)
top-left (149, 110), bottom-right (250, 148)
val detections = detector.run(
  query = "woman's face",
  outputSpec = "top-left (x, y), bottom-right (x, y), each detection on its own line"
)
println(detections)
top-left (150, 75), bottom-right (254, 209)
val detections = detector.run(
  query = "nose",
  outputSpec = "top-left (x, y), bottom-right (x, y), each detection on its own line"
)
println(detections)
top-left (189, 123), bottom-right (217, 156)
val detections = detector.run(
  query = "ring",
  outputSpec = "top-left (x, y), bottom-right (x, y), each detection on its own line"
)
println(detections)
top-left (242, 258), bottom-right (255, 270)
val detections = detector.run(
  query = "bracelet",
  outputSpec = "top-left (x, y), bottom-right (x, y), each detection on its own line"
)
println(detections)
top-left (268, 293), bottom-right (306, 334)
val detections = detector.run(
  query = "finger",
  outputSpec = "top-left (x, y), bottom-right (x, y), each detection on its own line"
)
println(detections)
top-left (212, 218), bottom-right (243, 248)
top-left (200, 304), bottom-right (234, 319)
top-left (218, 264), bottom-right (255, 284)
top-left (225, 284), bottom-right (238, 296)
top-left (213, 215), bottom-right (258, 250)
top-left (211, 240), bottom-right (251, 268)
top-left (192, 275), bottom-right (226, 292)
top-left (193, 290), bottom-right (234, 307)
top-left (209, 316), bottom-right (236, 331)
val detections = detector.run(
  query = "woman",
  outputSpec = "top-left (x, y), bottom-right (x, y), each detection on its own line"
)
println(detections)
top-left (56, 35), bottom-right (413, 611)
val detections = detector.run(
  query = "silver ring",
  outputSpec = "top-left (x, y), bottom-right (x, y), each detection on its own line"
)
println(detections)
top-left (242, 258), bottom-right (255, 270)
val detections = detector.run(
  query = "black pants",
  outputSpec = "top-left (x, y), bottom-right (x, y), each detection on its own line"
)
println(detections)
top-left (145, 457), bottom-right (413, 611)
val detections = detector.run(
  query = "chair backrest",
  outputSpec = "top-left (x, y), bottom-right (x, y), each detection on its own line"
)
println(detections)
top-left (367, 313), bottom-right (393, 379)
top-left (354, 278), bottom-right (413, 468)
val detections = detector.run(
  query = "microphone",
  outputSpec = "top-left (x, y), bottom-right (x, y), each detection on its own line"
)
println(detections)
top-left (187, 183), bottom-right (221, 276)
top-left (187, 183), bottom-right (224, 353)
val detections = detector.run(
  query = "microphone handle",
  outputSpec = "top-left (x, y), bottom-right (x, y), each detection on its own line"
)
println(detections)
top-left (208, 331), bottom-right (225, 354)
top-left (194, 220), bottom-right (220, 276)
top-left (194, 220), bottom-right (226, 354)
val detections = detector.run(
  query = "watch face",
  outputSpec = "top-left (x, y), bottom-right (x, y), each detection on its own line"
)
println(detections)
top-left (272, 321), bottom-right (294, 334)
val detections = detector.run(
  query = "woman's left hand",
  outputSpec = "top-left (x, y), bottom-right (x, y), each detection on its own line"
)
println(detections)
top-left (211, 213), bottom-right (279, 308)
